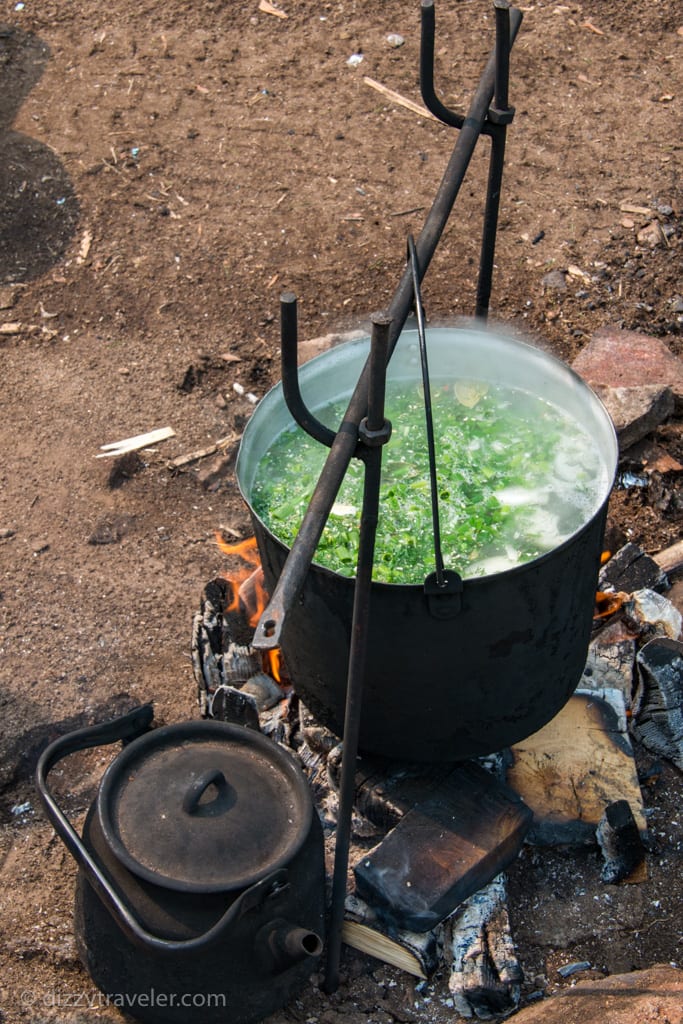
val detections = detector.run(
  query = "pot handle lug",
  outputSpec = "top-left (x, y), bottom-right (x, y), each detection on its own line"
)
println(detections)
top-left (35, 706), bottom-right (289, 954)
top-left (424, 568), bottom-right (463, 618)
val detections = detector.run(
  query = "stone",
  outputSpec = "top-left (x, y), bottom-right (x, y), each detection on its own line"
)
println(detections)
top-left (541, 269), bottom-right (568, 292)
top-left (636, 220), bottom-right (666, 246)
top-left (508, 965), bottom-right (683, 1023)
top-left (625, 589), bottom-right (683, 641)
top-left (296, 328), bottom-right (367, 365)
top-left (572, 328), bottom-right (683, 412)
top-left (591, 383), bottom-right (674, 451)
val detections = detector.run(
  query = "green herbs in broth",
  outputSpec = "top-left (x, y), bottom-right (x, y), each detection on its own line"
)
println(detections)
top-left (250, 378), bottom-right (606, 583)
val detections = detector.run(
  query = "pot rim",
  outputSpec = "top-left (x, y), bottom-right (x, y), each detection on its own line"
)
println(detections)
top-left (237, 325), bottom-right (618, 585)
top-left (96, 720), bottom-right (314, 893)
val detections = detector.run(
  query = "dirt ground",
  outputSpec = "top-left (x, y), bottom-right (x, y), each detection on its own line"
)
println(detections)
top-left (0, 0), bottom-right (682, 1021)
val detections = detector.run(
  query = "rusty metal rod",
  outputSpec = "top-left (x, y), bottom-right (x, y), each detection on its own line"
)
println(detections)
top-left (252, 4), bottom-right (523, 652)
top-left (324, 313), bottom-right (392, 994)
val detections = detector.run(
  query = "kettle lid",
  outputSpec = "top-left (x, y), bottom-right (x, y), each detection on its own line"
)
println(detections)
top-left (97, 720), bottom-right (313, 893)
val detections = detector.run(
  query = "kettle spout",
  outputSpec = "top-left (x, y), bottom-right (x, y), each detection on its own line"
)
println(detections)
top-left (257, 918), bottom-right (323, 974)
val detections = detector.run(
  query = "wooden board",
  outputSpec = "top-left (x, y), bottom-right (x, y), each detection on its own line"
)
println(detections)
top-left (353, 761), bottom-right (532, 932)
top-left (507, 692), bottom-right (647, 847)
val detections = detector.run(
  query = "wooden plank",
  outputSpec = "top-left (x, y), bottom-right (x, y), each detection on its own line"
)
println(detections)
top-left (653, 539), bottom-right (683, 577)
top-left (507, 692), bottom-right (648, 847)
top-left (353, 761), bottom-right (532, 932)
top-left (97, 426), bottom-right (175, 458)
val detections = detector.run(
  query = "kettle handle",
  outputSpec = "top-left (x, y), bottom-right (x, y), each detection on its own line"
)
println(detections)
top-left (35, 705), bottom-right (289, 954)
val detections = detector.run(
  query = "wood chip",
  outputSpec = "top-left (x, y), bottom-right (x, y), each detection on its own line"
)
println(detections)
top-left (567, 264), bottom-right (590, 280)
top-left (620, 202), bottom-right (651, 216)
top-left (0, 287), bottom-right (18, 310)
top-left (77, 229), bottom-right (93, 263)
top-left (0, 322), bottom-right (22, 335)
top-left (258, 0), bottom-right (288, 17)
top-left (582, 19), bottom-right (605, 35)
top-left (97, 426), bottom-right (176, 458)
top-left (363, 76), bottom-right (439, 121)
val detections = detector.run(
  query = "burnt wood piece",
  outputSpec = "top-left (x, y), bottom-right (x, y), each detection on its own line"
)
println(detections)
top-left (325, 749), bottom-right (456, 834)
top-left (353, 761), bottom-right (532, 933)
top-left (599, 542), bottom-right (669, 595)
top-left (448, 874), bottom-right (522, 1019)
top-left (207, 685), bottom-right (260, 731)
top-left (632, 637), bottom-right (683, 771)
top-left (507, 692), bottom-right (648, 847)
top-left (596, 800), bottom-right (646, 883)
top-left (342, 893), bottom-right (439, 980)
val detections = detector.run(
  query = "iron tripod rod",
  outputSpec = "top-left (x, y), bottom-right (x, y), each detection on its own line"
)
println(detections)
top-left (475, 1), bottom-right (516, 320)
top-left (475, 123), bottom-right (508, 321)
top-left (251, 4), bottom-right (523, 653)
top-left (324, 314), bottom-right (392, 995)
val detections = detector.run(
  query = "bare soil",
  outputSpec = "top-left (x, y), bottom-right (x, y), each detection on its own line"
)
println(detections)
top-left (0, 1), bottom-right (681, 1022)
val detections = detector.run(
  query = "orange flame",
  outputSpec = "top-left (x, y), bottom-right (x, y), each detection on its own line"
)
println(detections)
top-left (215, 533), bottom-right (282, 682)
top-left (594, 590), bottom-right (626, 621)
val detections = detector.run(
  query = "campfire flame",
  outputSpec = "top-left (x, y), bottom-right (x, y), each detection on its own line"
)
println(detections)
top-left (215, 533), bottom-right (282, 682)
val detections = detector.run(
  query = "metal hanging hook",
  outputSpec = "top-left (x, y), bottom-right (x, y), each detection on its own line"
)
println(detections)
top-left (407, 235), bottom-right (463, 616)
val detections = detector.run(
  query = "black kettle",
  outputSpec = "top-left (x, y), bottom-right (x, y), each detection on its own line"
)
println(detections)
top-left (36, 705), bottom-right (325, 1024)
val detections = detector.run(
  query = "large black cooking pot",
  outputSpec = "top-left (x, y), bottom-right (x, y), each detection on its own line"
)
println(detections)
top-left (236, 326), bottom-right (618, 762)
top-left (36, 707), bottom-right (325, 1024)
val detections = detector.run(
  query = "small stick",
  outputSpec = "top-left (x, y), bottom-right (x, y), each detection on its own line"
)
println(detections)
top-left (168, 433), bottom-right (239, 470)
top-left (363, 76), bottom-right (439, 121)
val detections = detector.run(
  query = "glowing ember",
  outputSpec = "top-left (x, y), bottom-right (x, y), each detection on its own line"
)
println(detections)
top-left (215, 533), bottom-right (282, 682)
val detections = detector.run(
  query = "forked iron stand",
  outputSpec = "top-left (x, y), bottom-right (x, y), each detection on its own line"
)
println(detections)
top-left (250, 0), bottom-right (524, 992)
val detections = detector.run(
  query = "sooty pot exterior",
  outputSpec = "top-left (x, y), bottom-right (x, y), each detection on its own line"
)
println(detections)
top-left (237, 327), bottom-right (618, 762)
top-left (74, 801), bottom-right (325, 1024)
top-left (36, 710), bottom-right (325, 1024)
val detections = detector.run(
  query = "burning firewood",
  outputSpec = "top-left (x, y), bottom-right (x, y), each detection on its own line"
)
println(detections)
top-left (447, 874), bottom-right (523, 1020)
